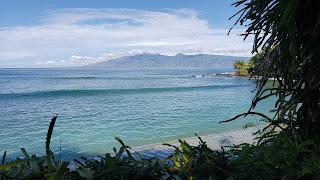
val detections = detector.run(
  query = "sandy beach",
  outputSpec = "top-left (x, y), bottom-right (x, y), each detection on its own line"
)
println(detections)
top-left (131, 127), bottom-right (261, 159)
top-left (67, 126), bottom-right (263, 170)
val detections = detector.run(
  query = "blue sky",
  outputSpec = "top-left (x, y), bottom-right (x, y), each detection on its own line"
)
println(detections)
top-left (0, 0), bottom-right (253, 67)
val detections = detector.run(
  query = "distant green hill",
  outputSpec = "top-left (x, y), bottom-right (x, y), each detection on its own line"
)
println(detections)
top-left (85, 53), bottom-right (248, 68)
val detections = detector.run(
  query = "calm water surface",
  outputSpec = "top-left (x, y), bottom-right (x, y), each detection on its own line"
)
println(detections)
top-left (0, 68), bottom-right (275, 160)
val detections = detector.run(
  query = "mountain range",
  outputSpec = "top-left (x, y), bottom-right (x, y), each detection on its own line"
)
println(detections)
top-left (85, 53), bottom-right (248, 68)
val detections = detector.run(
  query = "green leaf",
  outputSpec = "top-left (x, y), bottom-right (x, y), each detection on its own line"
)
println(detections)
top-left (173, 175), bottom-right (182, 180)
top-left (114, 136), bottom-right (126, 147)
top-left (182, 154), bottom-right (189, 163)
top-left (98, 166), bottom-right (131, 177)
top-left (104, 153), bottom-right (116, 169)
top-left (0, 160), bottom-right (26, 170)
top-left (125, 149), bottom-right (133, 159)
top-left (195, 133), bottom-right (205, 144)
top-left (163, 143), bottom-right (179, 150)
top-left (1, 151), bottom-right (6, 165)
top-left (77, 167), bottom-right (94, 179)
top-left (115, 147), bottom-right (124, 159)
top-left (74, 159), bottom-right (85, 168)
top-left (46, 115), bottom-right (58, 171)
top-left (23, 171), bottom-right (47, 179)
top-left (179, 140), bottom-right (193, 153)
top-left (58, 161), bottom-right (70, 173)
top-left (173, 154), bottom-right (181, 168)
top-left (135, 151), bottom-right (143, 160)
top-left (20, 148), bottom-right (29, 162)
top-left (160, 174), bottom-right (170, 180)
top-left (160, 154), bottom-right (173, 164)
top-left (30, 159), bottom-right (40, 173)
top-left (114, 137), bottom-right (133, 159)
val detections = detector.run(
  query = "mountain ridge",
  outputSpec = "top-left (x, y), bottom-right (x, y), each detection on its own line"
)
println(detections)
top-left (85, 53), bottom-right (248, 68)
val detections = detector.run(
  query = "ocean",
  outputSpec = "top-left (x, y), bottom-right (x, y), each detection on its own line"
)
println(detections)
top-left (0, 68), bottom-right (275, 160)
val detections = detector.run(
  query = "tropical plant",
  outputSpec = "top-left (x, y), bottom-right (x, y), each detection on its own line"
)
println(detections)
top-left (223, 0), bottom-right (320, 178)
top-left (162, 134), bottom-right (234, 179)
top-left (233, 59), bottom-right (254, 76)
top-left (229, 0), bottom-right (320, 142)
top-left (0, 115), bottom-right (73, 179)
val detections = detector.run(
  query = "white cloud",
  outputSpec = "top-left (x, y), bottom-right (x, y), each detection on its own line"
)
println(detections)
top-left (62, 53), bottom-right (116, 65)
top-left (128, 49), bottom-right (144, 55)
top-left (0, 8), bottom-right (253, 67)
top-left (183, 47), bottom-right (252, 55)
top-left (98, 53), bottom-right (115, 60)
top-left (36, 60), bottom-right (55, 65)
top-left (70, 55), bottom-right (91, 62)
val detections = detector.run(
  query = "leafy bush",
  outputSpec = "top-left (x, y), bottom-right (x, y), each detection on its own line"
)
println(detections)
top-left (0, 116), bottom-right (230, 179)
top-left (2, 115), bottom-right (320, 179)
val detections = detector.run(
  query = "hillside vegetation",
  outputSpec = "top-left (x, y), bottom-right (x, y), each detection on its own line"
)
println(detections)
top-left (86, 53), bottom-right (247, 68)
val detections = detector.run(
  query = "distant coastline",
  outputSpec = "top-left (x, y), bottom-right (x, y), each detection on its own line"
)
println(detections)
top-left (85, 53), bottom-right (248, 68)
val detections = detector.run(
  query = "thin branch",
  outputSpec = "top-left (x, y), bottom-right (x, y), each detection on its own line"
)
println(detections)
top-left (219, 112), bottom-right (272, 123)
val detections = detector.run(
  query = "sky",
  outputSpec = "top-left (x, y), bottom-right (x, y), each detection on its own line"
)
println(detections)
top-left (0, 0), bottom-right (253, 67)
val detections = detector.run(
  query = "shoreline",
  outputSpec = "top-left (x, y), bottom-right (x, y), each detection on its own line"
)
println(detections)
top-left (130, 126), bottom-right (260, 159)
top-left (66, 127), bottom-right (261, 169)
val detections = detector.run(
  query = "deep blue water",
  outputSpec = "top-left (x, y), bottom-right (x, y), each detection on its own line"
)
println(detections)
top-left (0, 68), bottom-right (275, 160)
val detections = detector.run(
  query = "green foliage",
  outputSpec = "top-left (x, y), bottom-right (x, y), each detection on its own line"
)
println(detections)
top-left (230, 0), bottom-right (320, 142)
top-left (1, 115), bottom-right (73, 179)
top-left (228, 134), bottom-right (320, 179)
top-left (0, 115), bottom-right (232, 179)
top-left (2, 115), bottom-right (320, 179)
top-left (163, 135), bottom-right (236, 179)
top-left (74, 136), bottom-right (167, 179)
top-left (226, 0), bottom-right (320, 178)
top-left (46, 115), bottom-right (57, 171)
top-left (233, 58), bottom-right (256, 76)
top-left (0, 115), bottom-right (168, 179)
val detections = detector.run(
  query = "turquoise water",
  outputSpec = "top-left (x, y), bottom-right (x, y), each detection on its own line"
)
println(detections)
top-left (0, 68), bottom-right (274, 160)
